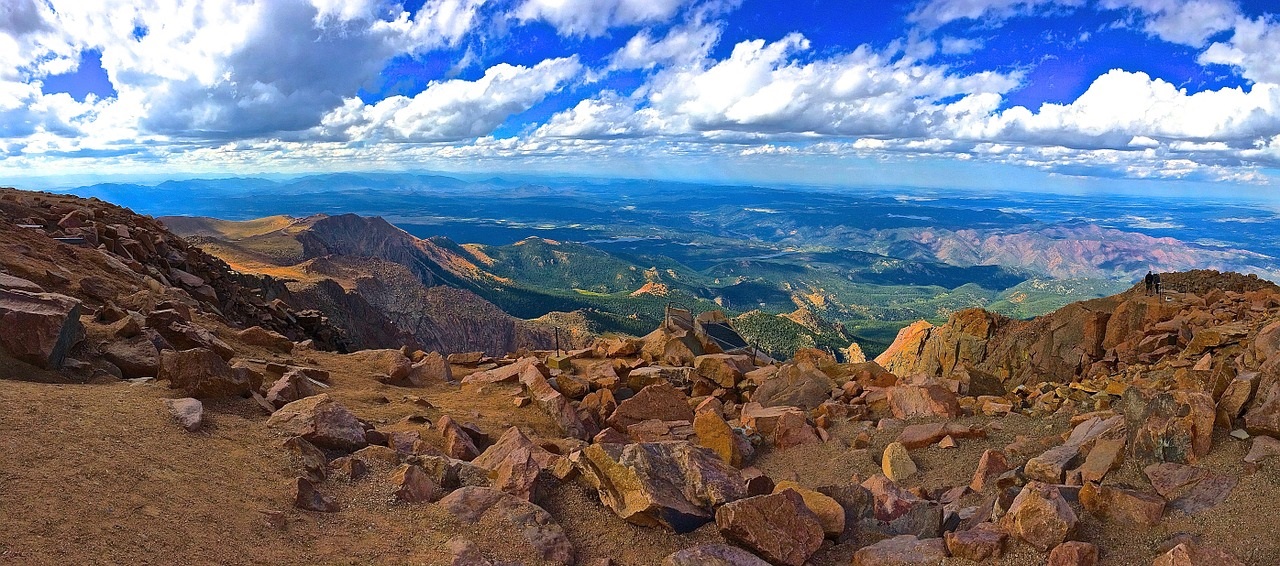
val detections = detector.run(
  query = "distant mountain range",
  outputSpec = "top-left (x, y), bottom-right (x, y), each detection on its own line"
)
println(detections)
top-left (51, 171), bottom-right (1277, 357)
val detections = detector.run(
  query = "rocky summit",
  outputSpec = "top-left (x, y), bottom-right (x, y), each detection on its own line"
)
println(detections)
top-left (2, 187), bottom-right (1280, 565)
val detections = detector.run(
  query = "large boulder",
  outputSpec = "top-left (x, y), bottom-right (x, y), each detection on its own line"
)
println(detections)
top-left (608, 382), bottom-right (695, 431)
top-left (1125, 389), bottom-right (1214, 464)
top-left (0, 289), bottom-right (83, 369)
top-left (694, 409), bottom-right (752, 467)
top-left (1000, 481), bottom-right (1077, 552)
top-left (887, 384), bottom-right (960, 419)
top-left (662, 544), bottom-right (769, 566)
top-left (695, 354), bottom-right (753, 388)
top-left (237, 326), bottom-right (294, 353)
top-left (520, 366), bottom-right (592, 440)
top-left (752, 362), bottom-right (834, 410)
top-left (438, 487), bottom-right (573, 565)
top-left (852, 534), bottom-right (949, 566)
top-left (102, 335), bottom-right (161, 378)
top-left (266, 394), bottom-right (368, 452)
top-left (715, 490), bottom-right (824, 566)
top-left (573, 441), bottom-right (746, 533)
top-left (264, 368), bottom-right (320, 408)
top-left (159, 348), bottom-right (251, 398)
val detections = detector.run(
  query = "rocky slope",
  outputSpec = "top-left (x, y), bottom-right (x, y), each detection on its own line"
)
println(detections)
top-left (2, 187), bottom-right (1279, 565)
top-left (166, 213), bottom-right (586, 356)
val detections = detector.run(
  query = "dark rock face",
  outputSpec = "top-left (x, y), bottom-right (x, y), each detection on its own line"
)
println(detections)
top-left (0, 289), bottom-right (83, 369)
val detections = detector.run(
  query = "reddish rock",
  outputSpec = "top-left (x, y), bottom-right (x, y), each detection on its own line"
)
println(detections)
top-left (1078, 438), bottom-right (1126, 483)
top-left (771, 481), bottom-right (845, 539)
top-left (573, 441), bottom-right (746, 533)
top-left (695, 353), bottom-right (752, 388)
top-left (1079, 482), bottom-right (1165, 526)
top-left (970, 449), bottom-right (1010, 492)
top-left (293, 477), bottom-right (338, 512)
top-left (1001, 481), bottom-right (1078, 552)
top-left (694, 409), bottom-right (752, 467)
top-left (390, 463), bottom-right (437, 503)
top-left (1048, 541), bottom-right (1099, 566)
top-left (1168, 472), bottom-right (1236, 515)
top-left (887, 384), bottom-right (960, 419)
top-left (628, 419), bottom-right (694, 442)
top-left (264, 368), bottom-right (320, 408)
top-left (237, 326), bottom-right (294, 353)
top-left (1126, 389), bottom-right (1215, 464)
top-left (1217, 372), bottom-right (1258, 424)
top-left (608, 382), bottom-right (695, 431)
top-left (438, 415), bottom-right (481, 461)
top-left (852, 534), bottom-right (949, 566)
top-left (159, 347), bottom-right (252, 398)
top-left (753, 362), bottom-right (834, 410)
top-left (715, 490), bottom-right (824, 566)
top-left (520, 366), bottom-right (592, 440)
top-left (1152, 542), bottom-right (1245, 566)
top-left (661, 543), bottom-right (769, 566)
top-left (945, 522), bottom-right (1006, 561)
top-left (461, 357), bottom-right (539, 384)
top-left (266, 393), bottom-right (368, 452)
top-left (1144, 463), bottom-right (1210, 498)
top-left (897, 422), bottom-right (986, 449)
top-left (1245, 435), bottom-right (1280, 465)
top-left (164, 398), bottom-right (203, 432)
top-left (438, 487), bottom-right (574, 565)
top-left (0, 289), bottom-right (83, 370)
top-left (102, 335), bottom-right (161, 378)
top-left (772, 411), bottom-right (821, 449)
top-left (1244, 383), bottom-right (1280, 438)
top-left (409, 351), bottom-right (453, 384)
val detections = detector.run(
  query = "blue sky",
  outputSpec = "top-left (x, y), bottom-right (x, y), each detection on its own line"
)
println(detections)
top-left (3, 0), bottom-right (1280, 193)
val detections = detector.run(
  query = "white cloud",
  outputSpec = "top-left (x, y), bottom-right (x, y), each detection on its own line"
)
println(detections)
top-left (320, 56), bottom-right (581, 142)
top-left (940, 36), bottom-right (983, 54)
top-left (609, 23), bottom-right (720, 70)
top-left (511, 0), bottom-right (693, 37)
top-left (908, 0), bottom-right (1085, 29)
top-left (1101, 0), bottom-right (1239, 47)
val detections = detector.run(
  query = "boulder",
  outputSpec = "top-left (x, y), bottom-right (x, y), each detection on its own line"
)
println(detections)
top-left (1000, 481), bottom-right (1077, 552)
top-left (662, 544), bottom-right (769, 566)
top-left (694, 409), bottom-right (752, 467)
top-left (772, 411), bottom-right (821, 449)
top-left (715, 490), bottom-right (824, 566)
top-left (1048, 541), bottom-right (1099, 566)
top-left (861, 474), bottom-right (942, 538)
top-left (293, 477), bottom-right (338, 512)
top-left (237, 326), bottom-right (294, 353)
top-left (264, 368), bottom-right (320, 408)
top-left (882, 442), bottom-right (917, 481)
top-left (852, 534), bottom-right (949, 566)
top-left (573, 441), bottom-right (745, 533)
top-left (1126, 389), bottom-right (1215, 464)
top-left (520, 366), bottom-right (592, 440)
top-left (887, 384), bottom-right (960, 419)
top-left (896, 422), bottom-right (986, 450)
top-left (390, 463), bottom-right (437, 503)
top-left (1079, 482), bottom-right (1165, 526)
top-left (159, 348), bottom-right (251, 398)
top-left (695, 354), bottom-right (752, 388)
top-left (102, 335), bottom-right (161, 378)
top-left (753, 363), bottom-right (834, 410)
top-left (608, 382), bottom-right (695, 431)
top-left (945, 522), bottom-right (1006, 561)
top-left (1244, 383), bottom-right (1280, 438)
top-left (164, 398), bottom-right (203, 432)
top-left (438, 415), bottom-right (481, 461)
top-left (146, 309), bottom-right (235, 360)
top-left (970, 449), bottom-right (1010, 492)
top-left (1152, 542), bottom-right (1245, 566)
top-left (410, 351), bottom-right (453, 384)
top-left (0, 289), bottom-right (83, 369)
top-left (283, 437), bottom-right (328, 483)
top-left (266, 394), bottom-right (368, 452)
top-left (772, 481), bottom-right (845, 539)
top-left (438, 487), bottom-right (574, 565)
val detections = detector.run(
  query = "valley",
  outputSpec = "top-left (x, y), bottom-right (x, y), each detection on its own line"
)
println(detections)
top-left (65, 173), bottom-right (1275, 359)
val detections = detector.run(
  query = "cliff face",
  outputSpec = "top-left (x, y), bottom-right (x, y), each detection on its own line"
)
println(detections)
top-left (876, 270), bottom-right (1280, 390)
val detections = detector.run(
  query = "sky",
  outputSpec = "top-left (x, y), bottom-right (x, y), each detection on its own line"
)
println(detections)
top-left (4, 0), bottom-right (1280, 193)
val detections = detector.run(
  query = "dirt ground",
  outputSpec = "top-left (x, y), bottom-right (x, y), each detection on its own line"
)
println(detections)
top-left (3, 332), bottom-right (1280, 565)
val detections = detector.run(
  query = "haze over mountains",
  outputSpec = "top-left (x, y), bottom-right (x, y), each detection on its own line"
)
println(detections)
top-left (58, 172), bottom-right (1280, 359)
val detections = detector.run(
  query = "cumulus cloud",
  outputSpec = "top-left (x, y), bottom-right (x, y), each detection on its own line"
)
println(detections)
top-left (609, 23), bottom-right (720, 70)
top-left (320, 56), bottom-right (581, 142)
top-left (511, 0), bottom-right (694, 37)
top-left (1101, 0), bottom-right (1239, 47)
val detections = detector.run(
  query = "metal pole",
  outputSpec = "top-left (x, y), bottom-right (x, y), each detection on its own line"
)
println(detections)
top-left (555, 327), bottom-right (561, 356)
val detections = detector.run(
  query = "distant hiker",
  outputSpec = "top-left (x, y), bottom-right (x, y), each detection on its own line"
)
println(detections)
top-left (1154, 272), bottom-right (1162, 294)
top-left (1145, 271), bottom-right (1154, 295)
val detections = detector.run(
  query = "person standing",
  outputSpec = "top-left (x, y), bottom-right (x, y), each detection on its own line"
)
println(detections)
top-left (1154, 272), bottom-right (1161, 295)
top-left (1145, 271), bottom-right (1154, 295)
